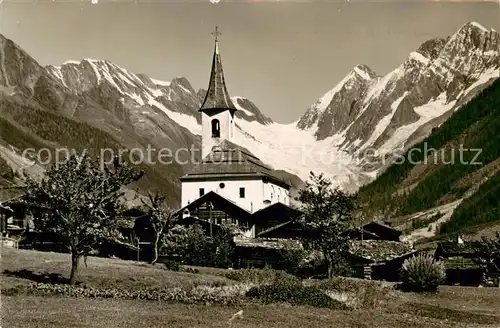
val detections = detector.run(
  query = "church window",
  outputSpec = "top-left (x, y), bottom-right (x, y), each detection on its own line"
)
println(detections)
top-left (211, 119), bottom-right (220, 138)
top-left (239, 187), bottom-right (245, 198)
top-left (199, 188), bottom-right (205, 197)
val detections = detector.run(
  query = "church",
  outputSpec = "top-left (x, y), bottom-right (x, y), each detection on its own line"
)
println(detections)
top-left (177, 28), bottom-right (294, 238)
top-left (180, 29), bottom-right (291, 213)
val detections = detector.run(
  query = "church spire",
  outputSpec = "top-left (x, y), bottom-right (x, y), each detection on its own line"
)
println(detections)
top-left (200, 26), bottom-right (237, 113)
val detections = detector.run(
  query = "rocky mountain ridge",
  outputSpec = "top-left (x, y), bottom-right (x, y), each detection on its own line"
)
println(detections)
top-left (1, 21), bottom-right (499, 199)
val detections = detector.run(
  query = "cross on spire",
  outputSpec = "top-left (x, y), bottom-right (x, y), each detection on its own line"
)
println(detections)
top-left (211, 26), bottom-right (221, 42)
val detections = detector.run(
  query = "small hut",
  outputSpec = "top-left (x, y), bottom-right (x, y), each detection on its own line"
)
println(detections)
top-left (349, 239), bottom-right (416, 281)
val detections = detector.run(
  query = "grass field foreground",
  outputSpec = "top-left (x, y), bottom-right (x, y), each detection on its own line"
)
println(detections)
top-left (1, 248), bottom-right (499, 328)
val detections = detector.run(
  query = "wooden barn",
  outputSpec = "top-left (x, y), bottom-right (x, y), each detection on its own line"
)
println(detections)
top-left (233, 236), bottom-right (302, 269)
top-left (434, 240), bottom-right (485, 286)
top-left (252, 202), bottom-right (303, 236)
top-left (175, 191), bottom-right (254, 235)
top-left (349, 240), bottom-right (417, 281)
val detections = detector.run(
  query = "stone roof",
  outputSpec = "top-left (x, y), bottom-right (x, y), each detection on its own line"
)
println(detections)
top-left (436, 241), bottom-right (482, 256)
top-left (350, 240), bottom-right (416, 263)
top-left (233, 236), bottom-right (302, 250)
top-left (199, 41), bottom-right (237, 112)
top-left (180, 140), bottom-right (290, 188)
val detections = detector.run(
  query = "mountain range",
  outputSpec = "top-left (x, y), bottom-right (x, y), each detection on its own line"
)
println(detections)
top-left (1, 21), bottom-right (499, 215)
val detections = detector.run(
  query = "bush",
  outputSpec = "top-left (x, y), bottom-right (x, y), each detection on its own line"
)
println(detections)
top-left (245, 280), bottom-right (348, 310)
top-left (401, 254), bottom-right (445, 292)
top-left (225, 267), bottom-right (300, 286)
top-left (181, 267), bottom-right (200, 274)
top-left (163, 260), bottom-right (180, 271)
top-left (25, 281), bottom-right (247, 305)
top-left (307, 277), bottom-right (394, 309)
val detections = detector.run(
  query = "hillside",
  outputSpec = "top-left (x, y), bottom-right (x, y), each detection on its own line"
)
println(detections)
top-left (358, 78), bottom-right (500, 239)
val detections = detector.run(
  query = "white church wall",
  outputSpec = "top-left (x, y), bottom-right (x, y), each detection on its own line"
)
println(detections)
top-left (181, 178), bottom-right (264, 213)
top-left (201, 111), bottom-right (235, 158)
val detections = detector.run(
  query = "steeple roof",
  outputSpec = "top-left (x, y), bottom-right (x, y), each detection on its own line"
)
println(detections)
top-left (200, 31), bottom-right (237, 112)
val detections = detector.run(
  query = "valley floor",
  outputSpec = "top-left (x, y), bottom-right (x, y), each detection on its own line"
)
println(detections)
top-left (1, 248), bottom-right (499, 328)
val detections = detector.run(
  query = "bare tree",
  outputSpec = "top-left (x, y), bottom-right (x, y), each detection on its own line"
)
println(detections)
top-left (141, 192), bottom-right (176, 265)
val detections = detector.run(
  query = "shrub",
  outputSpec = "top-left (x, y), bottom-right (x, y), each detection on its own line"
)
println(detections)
top-left (307, 277), bottom-right (394, 309)
top-left (401, 254), bottom-right (445, 292)
top-left (225, 267), bottom-right (300, 286)
top-left (163, 260), bottom-right (180, 271)
top-left (245, 281), bottom-right (348, 310)
top-left (25, 281), bottom-right (246, 305)
top-left (181, 267), bottom-right (200, 274)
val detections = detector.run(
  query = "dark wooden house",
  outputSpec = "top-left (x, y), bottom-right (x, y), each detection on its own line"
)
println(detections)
top-left (434, 240), bottom-right (485, 286)
top-left (349, 240), bottom-right (417, 281)
top-left (175, 191), bottom-right (254, 234)
top-left (359, 221), bottom-right (402, 241)
top-left (233, 237), bottom-right (302, 269)
top-left (252, 202), bottom-right (304, 237)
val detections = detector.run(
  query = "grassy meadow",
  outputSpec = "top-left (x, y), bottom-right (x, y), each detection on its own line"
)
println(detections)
top-left (1, 248), bottom-right (499, 328)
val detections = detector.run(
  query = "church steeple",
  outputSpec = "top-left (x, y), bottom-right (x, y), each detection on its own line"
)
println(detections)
top-left (200, 26), bottom-right (237, 113)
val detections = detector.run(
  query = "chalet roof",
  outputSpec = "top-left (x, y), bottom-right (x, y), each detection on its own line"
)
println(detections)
top-left (180, 140), bottom-right (290, 188)
top-left (363, 221), bottom-right (401, 233)
top-left (436, 241), bottom-right (482, 256)
top-left (175, 191), bottom-right (253, 222)
top-left (350, 228), bottom-right (381, 240)
top-left (361, 221), bottom-right (402, 241)
top-left (349, 240), bottom-right (416, 263)
top-left (199, 40), bottom-right (237, 112)
top-left (253, 203), bottom-right (303, 221)
top-left (233, 237), bottom-right (302, 250)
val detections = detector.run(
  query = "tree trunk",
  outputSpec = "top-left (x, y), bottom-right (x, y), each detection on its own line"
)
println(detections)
top-left (151, 236), bottom-right (159, 265)
top-left (69, 253), bottom-right (80, 285)
top-left (327, 259), bottom-right (333, 279)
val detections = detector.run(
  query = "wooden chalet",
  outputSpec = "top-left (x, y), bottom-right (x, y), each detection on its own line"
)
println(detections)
top-left (252, 202), bottom-right (304, 237)
top-left (349, 240), bottom-right (417, 281)
top-left (233, 236), bottom-right (302, 269)
top-left (0, 194), bottom-right (29, 237)
top-left (175, 191), bottom-right (254, 235)
top-left (434, 240), bottom-right (486, 286)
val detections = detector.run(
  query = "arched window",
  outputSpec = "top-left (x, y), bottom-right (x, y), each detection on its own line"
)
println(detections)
top-left (211, 119), bottom-right (220, 138)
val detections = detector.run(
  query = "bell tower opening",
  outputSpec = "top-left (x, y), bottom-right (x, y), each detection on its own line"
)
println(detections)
top-left (211, 119), bottom-right (220, 138)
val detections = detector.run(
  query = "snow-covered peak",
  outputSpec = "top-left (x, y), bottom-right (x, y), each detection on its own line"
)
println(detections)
top-left (151, 78), bottom-right (171, 87)
top-left (408, 51), bottom-right (430, 65)
top-left (308, 66), bottom-right (374, 114)
top-left (469, 21), bottom-right (489, 32)
top-left (352, 64), bottom-right (378, 81)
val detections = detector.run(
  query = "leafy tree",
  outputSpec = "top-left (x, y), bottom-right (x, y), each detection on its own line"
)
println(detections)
top-left (141, 192), bottom-right (176, 265)
top-left (209, 224), bottom-right (236, 268)
top-left (297, 172), bottom-right (356, 278)
top-left (162, 223), bottom-right (235, 268)
top-left (163, 224), bottom-right (210, 265)
top-left (24, 154), bottom-right (142, 285)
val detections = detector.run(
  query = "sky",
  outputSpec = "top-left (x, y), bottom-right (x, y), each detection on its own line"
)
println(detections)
top-left (0, 0), bottom-right (498, 123)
